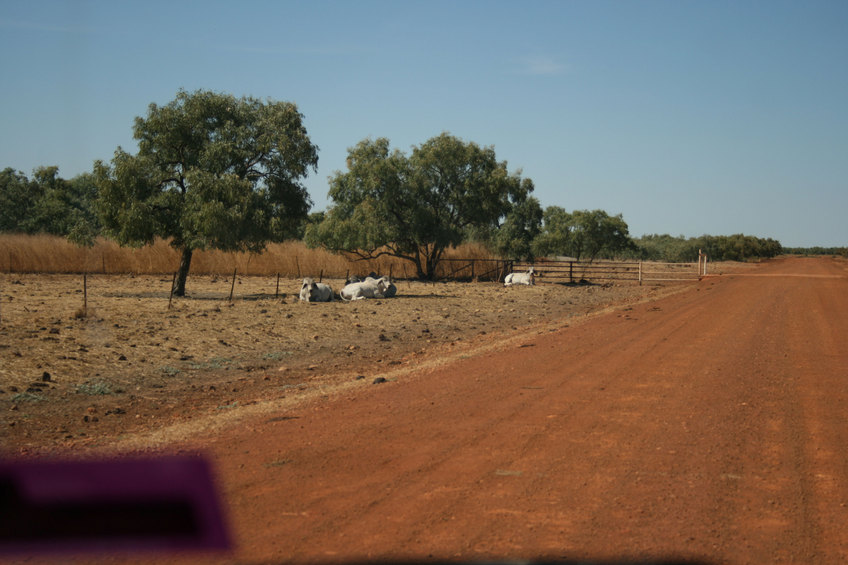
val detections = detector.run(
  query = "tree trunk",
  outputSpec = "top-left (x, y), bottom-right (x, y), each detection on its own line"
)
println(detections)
top-left (424, 245), bottom-right (444, 281)
top-left (410, 249), bottom-right (427, 280)
top-left (172, 246), bottom-right (193, 297)
top-left (425, 255), bottom-right (438, 280)
top-left (415, 260), bottom-right (427, 280)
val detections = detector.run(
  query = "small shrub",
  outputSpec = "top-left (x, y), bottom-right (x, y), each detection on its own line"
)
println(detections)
top-left (11, 392), bottom-right (43, 403)
top-left (262, 351), bottom-right (292, 361)
top-left (189, 357), bottom-right (233, 370)
top-left (75, 380), bottom-right (113, 395)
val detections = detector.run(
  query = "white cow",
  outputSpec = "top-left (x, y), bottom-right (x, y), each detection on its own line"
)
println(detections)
top-left (346, 271), bottom-right (378, 284)
top-left (299, 277), bottom-right (334, 302)
top-left (504, 266), bottom-right (535, 286)
top-left (340, 276), bottom-right (390, 301)
top-left (364, 275), bottom-right (397, 298)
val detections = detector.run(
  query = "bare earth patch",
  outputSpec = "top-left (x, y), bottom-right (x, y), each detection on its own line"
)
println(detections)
top-left (0, 273), bottom-right (704, 454)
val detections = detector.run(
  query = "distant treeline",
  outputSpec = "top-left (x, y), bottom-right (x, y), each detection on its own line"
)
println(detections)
top-left (782, 246), bottom-right (848, 256)
top-left (630, 233), bottom-right (784, 263)
top-left (2, 165), bottom-right (793, 266)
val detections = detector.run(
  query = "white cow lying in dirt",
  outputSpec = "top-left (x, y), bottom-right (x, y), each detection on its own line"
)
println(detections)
top-left (364, 275), bottom-right (397, 298)
top-left (347, 272), bottom-right (379, 284)
top-left (504, 267), bottom-right (535, 286)
top-left (299, 277), bottom-right (334, 302)
top-left (340, 276), bottom-right (391, 301)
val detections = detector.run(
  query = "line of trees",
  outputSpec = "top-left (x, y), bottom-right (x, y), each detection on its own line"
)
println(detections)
top-left (2, 89), bottom-right (792, 292)
top-left (781, 246), bottom-right (848, 257)
top-left (631, 233), bottom-right (784, 262)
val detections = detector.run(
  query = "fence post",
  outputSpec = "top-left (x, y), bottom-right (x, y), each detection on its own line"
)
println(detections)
top-left (168, 271), bottom-right (177, 310)
top-left (228, 268), bottom-right (237, 302)
top-left (275, 273), bottom-right (280, 298)
top-left (638, 261), bottom-right (642, 285)
top-left (569, 261), bottom-right (574, 283)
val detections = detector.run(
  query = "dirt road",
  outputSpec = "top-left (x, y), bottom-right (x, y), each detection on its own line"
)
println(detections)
top-left (20, 256), bottom-right (848, 564)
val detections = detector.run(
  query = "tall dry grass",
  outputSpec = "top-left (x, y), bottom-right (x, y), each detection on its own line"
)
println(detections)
top-left (0, 234), bottom-right (501, 279)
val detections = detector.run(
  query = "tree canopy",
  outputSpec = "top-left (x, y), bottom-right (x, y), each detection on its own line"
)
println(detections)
top-left (491, 196), bottom-right (543, 260)
top-left (0, 166), bottom-right (99, 244)
top-left (532, 207), bottom-right (633, 261)
top-left (306, 133), bottom-right (535, 279)
top-left (94, 89), bottom-right (318, 295)
top-left (633, 233), bottom-right (783, 262)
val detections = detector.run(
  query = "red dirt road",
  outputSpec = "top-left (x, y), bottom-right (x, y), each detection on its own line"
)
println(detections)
top-left (30, 257), bottom-right (848, 564)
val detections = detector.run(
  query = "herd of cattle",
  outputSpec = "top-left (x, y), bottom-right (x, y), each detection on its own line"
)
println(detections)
top-left (299, 267), bottom-right (536, 302)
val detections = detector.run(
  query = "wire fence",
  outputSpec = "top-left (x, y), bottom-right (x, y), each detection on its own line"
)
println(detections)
top-left (1, 235), bottom-right (707, 285)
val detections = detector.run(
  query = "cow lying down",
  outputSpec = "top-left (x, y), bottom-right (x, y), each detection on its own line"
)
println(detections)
top-left (299, 277), bottom-right (334, 302)
top-left (504, 267), bottom-right (535, 286)
top-left (340, 275), bottom-right (395, 301)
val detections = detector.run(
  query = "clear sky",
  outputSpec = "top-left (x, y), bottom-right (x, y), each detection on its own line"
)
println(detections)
top-left (2, 0), bottom-right (846, 248)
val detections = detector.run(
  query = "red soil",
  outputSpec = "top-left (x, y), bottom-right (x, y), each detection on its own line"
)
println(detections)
top-left (12, 256), bottom-right (848, 564)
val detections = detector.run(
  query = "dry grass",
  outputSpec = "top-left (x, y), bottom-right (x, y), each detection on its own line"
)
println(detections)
top-left (0, 234), bottom-right (499, 279)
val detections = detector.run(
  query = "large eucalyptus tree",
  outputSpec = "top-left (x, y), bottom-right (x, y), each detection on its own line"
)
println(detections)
top-left (307, 133), bottom-right (534, 279)
top-left (94, 89), bottom-right (318, 295)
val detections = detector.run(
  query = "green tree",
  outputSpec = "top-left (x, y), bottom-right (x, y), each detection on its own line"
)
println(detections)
top-left (633, 233), bottom-right (783, 262)
top-left (0, 168), bottom-right (33, 231)
top-left (306, 133), bottom-right (533, 279)
top-left (531, 206), bottom-right (573, 258)
top-left (64, 172), bottom-right (101, 246)
top-left (532, 208), bottom-right (633, 261)
top-left (25, 167), bottom-right (70, 234)
top-left (94, 89), bottom-right (318, 295)
top-left (0, 167), bottom-right (100, 242)
top-left (568, 209), bottom-right (633, 261)
top-left (492, 196), bottom-right (543, 260)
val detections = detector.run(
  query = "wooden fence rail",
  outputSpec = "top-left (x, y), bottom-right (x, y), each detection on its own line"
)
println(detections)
top-left (512, 259), bottom-right (704, 285)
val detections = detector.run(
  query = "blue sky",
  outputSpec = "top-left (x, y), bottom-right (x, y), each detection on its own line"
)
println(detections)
top-left (2, 1), bottom-right (846, 248)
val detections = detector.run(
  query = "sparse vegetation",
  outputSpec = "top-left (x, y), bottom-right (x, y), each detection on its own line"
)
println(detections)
top-left (74, 379), bottom-right (117, 395)
top-left (189, 357), bottom-right (234, 370)
top-left (11, 392), bottom-right (44, 403)
top-left (263, 351), bottom-right (293, 361)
